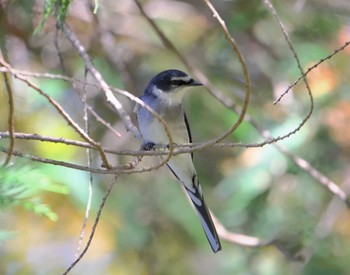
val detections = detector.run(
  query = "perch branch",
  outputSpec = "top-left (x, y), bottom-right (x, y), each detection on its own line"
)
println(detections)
top-left (0, 59), bottom-right (15, 166)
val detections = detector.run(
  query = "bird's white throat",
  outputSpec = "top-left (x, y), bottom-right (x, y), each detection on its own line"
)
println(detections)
top-left (152, 87), bottom-right (188, 106)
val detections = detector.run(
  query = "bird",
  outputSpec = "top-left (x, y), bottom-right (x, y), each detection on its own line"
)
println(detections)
top-left (135, 69), bottom-right (222, 253)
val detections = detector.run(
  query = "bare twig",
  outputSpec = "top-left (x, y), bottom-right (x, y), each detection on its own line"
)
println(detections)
top-left (54, 27), bottom-right (67, 73)
top-left (315, 172), bottom-right (350, 237)
top-left (3, 131), bottom-right (347, 206)
top-left (84, 103), bottom-right (122, 138)
top-left (261, 1), bottom-right (349, 207)
top-left (135, 0), bottom-right (251, 152)
top-left (211, 212), bottom-right (271, 247)
top-left (0, 131), bottom-right (277, 155)
top-left (0, 61), bottom-right (112, 169)
top-left (263, 0), bottom-right (314, 137)
top-left (60, 23), bottom-right (176, 173)
top-left (277, 144), bottom-right (350, 207)
top-left (0, 145), bottom-right (173, 175)
top-left (1, 62), bottom-right (15, 166)
top-left (273, 40), bottom-right (350, 105)
top-left (63, 175), bottom-right (118, 274)
top-left (60, 23), bottom-right (140, 140)
top-left (0, 146), bottom-right (115, 174)
top-left (75, 69), bottom-right (94, 259)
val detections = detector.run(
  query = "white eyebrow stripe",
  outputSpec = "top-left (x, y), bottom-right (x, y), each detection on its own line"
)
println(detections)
top-left (171, 76), bottom-right (191, 82)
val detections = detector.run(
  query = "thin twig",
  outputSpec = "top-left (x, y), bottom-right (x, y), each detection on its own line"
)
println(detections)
top-left (262, 0), bottom-right (349, 207)
top-left (135, 0), bottom-right (350, 209)
top-left (277, 144), bottom-right (350, 207)
top-left (0, 146), bottom-right (175, 175)
top-left (60, 23), bottom-right (140, 140)
top-left (0, 61), bottom-right (112, 169)
top-left (196, 0), bottom-right (250, 148)
top-left (263, 0), bottom-right (314, 140)
top-left (135, 0), bottom-right (251, 152)
top-left (211, 212), bottom-right (272, 247)
top-left (84, 103), bottom-right (122, 138)
top-left (60, 23), bottom-right (175, 173)
top-left (0, 146), bottom-right (115, 174)
top-left (63, 175), bottom-right (118, 274)
top-left (273, 40), bottom-right (350, 104)
top-left (0, 131), bottom-right (275, 155)
top-left (1, 65), bottom-right (15, 166)
top-left (75, 69), bottom-right (94, 259)
top-left (54, 27), bottom-right (67, 73)
top-left (2, 131), bottom-right (348, 206)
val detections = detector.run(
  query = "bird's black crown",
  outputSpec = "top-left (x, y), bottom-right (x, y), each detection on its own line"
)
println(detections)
top-left (145, 69), bottom-right (201, 93)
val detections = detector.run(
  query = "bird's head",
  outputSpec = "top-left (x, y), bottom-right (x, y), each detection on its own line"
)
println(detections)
top-left (145, 69), bottom-right (202, 105)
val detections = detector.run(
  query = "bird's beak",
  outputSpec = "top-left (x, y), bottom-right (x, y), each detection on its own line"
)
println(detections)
top-left (188, 79), bottom-right (203, 86)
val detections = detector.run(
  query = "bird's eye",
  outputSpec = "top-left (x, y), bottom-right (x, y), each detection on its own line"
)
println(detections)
top-left (170, 79), bottom-right (186, 86)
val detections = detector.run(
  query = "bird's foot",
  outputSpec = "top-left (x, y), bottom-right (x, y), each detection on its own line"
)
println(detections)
top-left (142, 142), bottom-right (156, 151)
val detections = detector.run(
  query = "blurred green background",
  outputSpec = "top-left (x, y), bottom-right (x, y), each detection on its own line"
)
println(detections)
top-left (1, 0), bottom-right (350, 274)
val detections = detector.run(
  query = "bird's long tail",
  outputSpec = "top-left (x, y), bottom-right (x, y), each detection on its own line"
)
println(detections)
top-left (183, 175), bottom-right (222, 253)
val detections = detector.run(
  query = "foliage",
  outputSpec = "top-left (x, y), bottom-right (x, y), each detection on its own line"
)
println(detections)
top-left (0, 163), bottom-right (68, 221)
top-left (1, 0), bottom-right (350, 274)
top-left (34, 0), bottom-right (71, 34)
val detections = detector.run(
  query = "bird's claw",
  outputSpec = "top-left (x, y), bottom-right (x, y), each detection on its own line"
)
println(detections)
top-left (142, 142), bottom-right (156, 151)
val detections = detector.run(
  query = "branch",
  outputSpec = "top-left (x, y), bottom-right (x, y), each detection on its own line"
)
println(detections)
top-left (263, 0), bottom-right (314, 137)
top-left (134, 0), bottom-right (350, 210)
top-left (135, 0), bottom-right (251, 152)
top-left (0, 60), bottom-right (112, 170)
top-left (75, 70), bottom-right (94, 259)
top-left (277, 144), bottom-right (350, 207)
top-left (63, 175), bottom-right (118, 274)
top-left (273, 44), bottom-right (350, 104)
top-left (0, 146), bottom-right (115, 174)
top-left (60, 23), bottom-right (141, 140)
top-left (59, 23), bottom-right (176, 174)
top-left (211, 212), bottom-right (271, 247)
top-left (0, 59), bottom-right (15, 166)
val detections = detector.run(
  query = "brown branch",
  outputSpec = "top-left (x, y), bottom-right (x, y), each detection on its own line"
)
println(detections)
top-left (135, 0), bottom-right (251, 153)
top-left (60, 23), bottom-right (140, 140)
top-left (63, 175), bottom-right (118, 274)
top-left (277, 144), bottom-right (350, 207)
top-left (0, 67), bottom-right (122, 139)
top-left (315, 173), bottom-right (350, 237)
top-left (0, 66), bottom-right (306, 152)
top-left (84, 103), bottom-right (122, 138)
top-left (75, 70), bottom-right (94, 259)
top-left (260, 1), bottom-right (349, 207)
top-left (0, 146), bottom-right (115, 174)
top-left (0, 61), bottom-right (112, 169)
top-left (194, 0), bottom-right (250, 147)
top-left (263, 0), bottom-right (314, 139)
top-left (59, 23), bottom-right (176, 174)
top-left (134, 0), bottom-right (306, 153)
top-left (273, 40), bottom-right (350, 105)
top-left (1, 61), bottom-right (15, 166)
top-left (211, 212), bottom-right (272, 247)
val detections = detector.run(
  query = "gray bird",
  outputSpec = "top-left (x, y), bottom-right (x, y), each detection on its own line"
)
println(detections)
top-left (135, 69), bottom-right (221, 253)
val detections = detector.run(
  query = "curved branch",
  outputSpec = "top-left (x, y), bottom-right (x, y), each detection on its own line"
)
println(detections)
top-left (60, 23), bottom-right (141, 140)
top-left (0, 61), bottom-right (112, 170)
top-left (0, 59), bottom-right (15, 167)
top-left (135, 0), bottom-right (251, 152)
top-left (63, 175), bottom-right (117, 274)
top-left (60, 23), bottom-right (176, 174)
top-left (211, 212), bottom-right (271, 247)
top-left (273, 40), bottom-right (350, 104)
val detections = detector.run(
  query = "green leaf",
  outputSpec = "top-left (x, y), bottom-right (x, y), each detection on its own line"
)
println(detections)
top-left (33, 0), bottom-right (71, 35)
top-left (0, 162), bottom-right (68, 221)
top-left (33, 0), bottom-right (55, 35)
